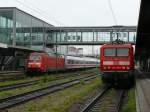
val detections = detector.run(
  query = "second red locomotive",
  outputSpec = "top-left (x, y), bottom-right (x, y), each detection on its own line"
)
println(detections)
top-left (100, 43), bottom-right (134, 85)
top-left (27, 52), bottom-right (65, 73)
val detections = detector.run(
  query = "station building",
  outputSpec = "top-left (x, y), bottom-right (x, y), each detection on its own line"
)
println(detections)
top-left (0, 7), bottom-right (54, 50)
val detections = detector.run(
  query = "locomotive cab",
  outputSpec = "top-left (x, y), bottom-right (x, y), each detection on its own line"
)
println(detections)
top-left (100, 44), bottom-right (134, 84)
top-left (27, 53), bottom-right (47, 73)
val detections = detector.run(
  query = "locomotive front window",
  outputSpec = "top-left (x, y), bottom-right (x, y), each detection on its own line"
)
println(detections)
top-left (104, 48), bottom-right (116, 56)
top-left (30, 55), bottom-right (41, 60)
top-left (117, 48), bottom-right (129, 56)
top-left (104, 48), bottom-right (129, 57)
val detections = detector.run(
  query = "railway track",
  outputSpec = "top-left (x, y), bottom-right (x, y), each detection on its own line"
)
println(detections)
top-left (0, 79), bottom-right (40, 91)
top-left (0, 73), bottom-right (92, 92)
top-left (0, 68), bottom-right (97, 82)
top-left (0, 74), bottom-right (98, 110)
top-left (81, 87), bottom-right (125, 112)
top-left (0, 71), bottom-right (25, 82)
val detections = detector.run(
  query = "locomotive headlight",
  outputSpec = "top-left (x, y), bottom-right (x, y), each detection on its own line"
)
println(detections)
top-left (28, 62), bottom-right (33, 65)
top-left (103, 67), bottom-right (107, 70)
top-left (28, 63), bottom-right (33, 67)
top-left (35, 62), bottom-right (41, 67)
top-left (122, 66), bottom-right (126, 69)
top-left (126, 67), bottom-right (130, 70)
top-left (35, 62), bottom-right (41, 65)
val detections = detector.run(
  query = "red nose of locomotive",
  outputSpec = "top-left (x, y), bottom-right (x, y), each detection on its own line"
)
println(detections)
top-left (27, 54), bottom-right (43, 71)
top-left (100, 44), bottom-right (134, 72)
top-left (102, 60), bottom-right (131, 71)
top-left (27, 61), bottom-right (41, 68)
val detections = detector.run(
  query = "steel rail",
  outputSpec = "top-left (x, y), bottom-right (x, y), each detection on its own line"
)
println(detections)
top-left (80, 85), bottom-right (111, 112)
top-left (0, 73), bottom-right (93, 92)
top-left (107, 90), bottom-right (125, 112)
top-left (81, 88), bottom-right (125, 112)
top-left (116, 90), bottom-right (125, 111)
top-left (0, 80), bottom-right (40, 91)
top-left (0, 75), bottom-right (98, 109)
top-left (0, 71), bottom-right (25, 82)
top-left (0, 71), bottom-right (23, 75)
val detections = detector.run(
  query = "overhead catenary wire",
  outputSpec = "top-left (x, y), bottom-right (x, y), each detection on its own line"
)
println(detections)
top-left (107, 0), bottom-right (118, 26)
top-left (107, 0), bottom-right (125, 41)
top-left (14, 0), bottom-right (65, 26)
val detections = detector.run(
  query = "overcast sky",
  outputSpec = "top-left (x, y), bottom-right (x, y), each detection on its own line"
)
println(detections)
top-left (0, 0), bottom-right (141, 26)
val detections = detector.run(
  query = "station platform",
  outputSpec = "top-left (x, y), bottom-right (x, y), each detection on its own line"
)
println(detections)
top-left (136, 71), bottom-right (150, 112)
top-left (0, 43), bottom-right (45, 71)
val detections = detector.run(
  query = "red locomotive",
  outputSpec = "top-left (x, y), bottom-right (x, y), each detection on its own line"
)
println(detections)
top-left (26, 52), bottom-right (99, 74)
top-left (27, 52), bottom-right (65, 73)
top-left (100, 43), bottom-right (134, 85)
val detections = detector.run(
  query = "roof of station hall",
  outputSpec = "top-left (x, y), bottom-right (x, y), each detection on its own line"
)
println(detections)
top-left (49, 26), bottom-right (136, 32)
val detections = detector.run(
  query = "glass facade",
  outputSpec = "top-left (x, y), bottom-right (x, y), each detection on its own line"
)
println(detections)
top-left (0, 7), bottom-right (53, 50)
top-left (16, 9), bottom-right (32, 46)
top-left (129, 32), bottom-right (136, 42)
top-left (94, 32), bottom-right (110, 42)
top-left (15, 9), bottom-right (53, 50)
top-left (112, 32), bottom-right (129, 41)
top-left (0, 9), bottom-right (13, 45)
top-left (49, 31), bottom-right (136, 44)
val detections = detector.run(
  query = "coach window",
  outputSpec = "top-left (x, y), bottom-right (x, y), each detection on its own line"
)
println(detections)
top-left (79, 61), bottom-right (81, 64)
top-left (75, 60), bottom-right (77, 64)
top-left (69, 60), bottom-right (72, 64)
top-left (72, 60), bottom-right (74, 64)
top-left (76, 61), bottom-right (79, 64)
top-left (67, 60), bottom-right (70, 64)
top-left (73, 60), bottom-right (75, 64)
